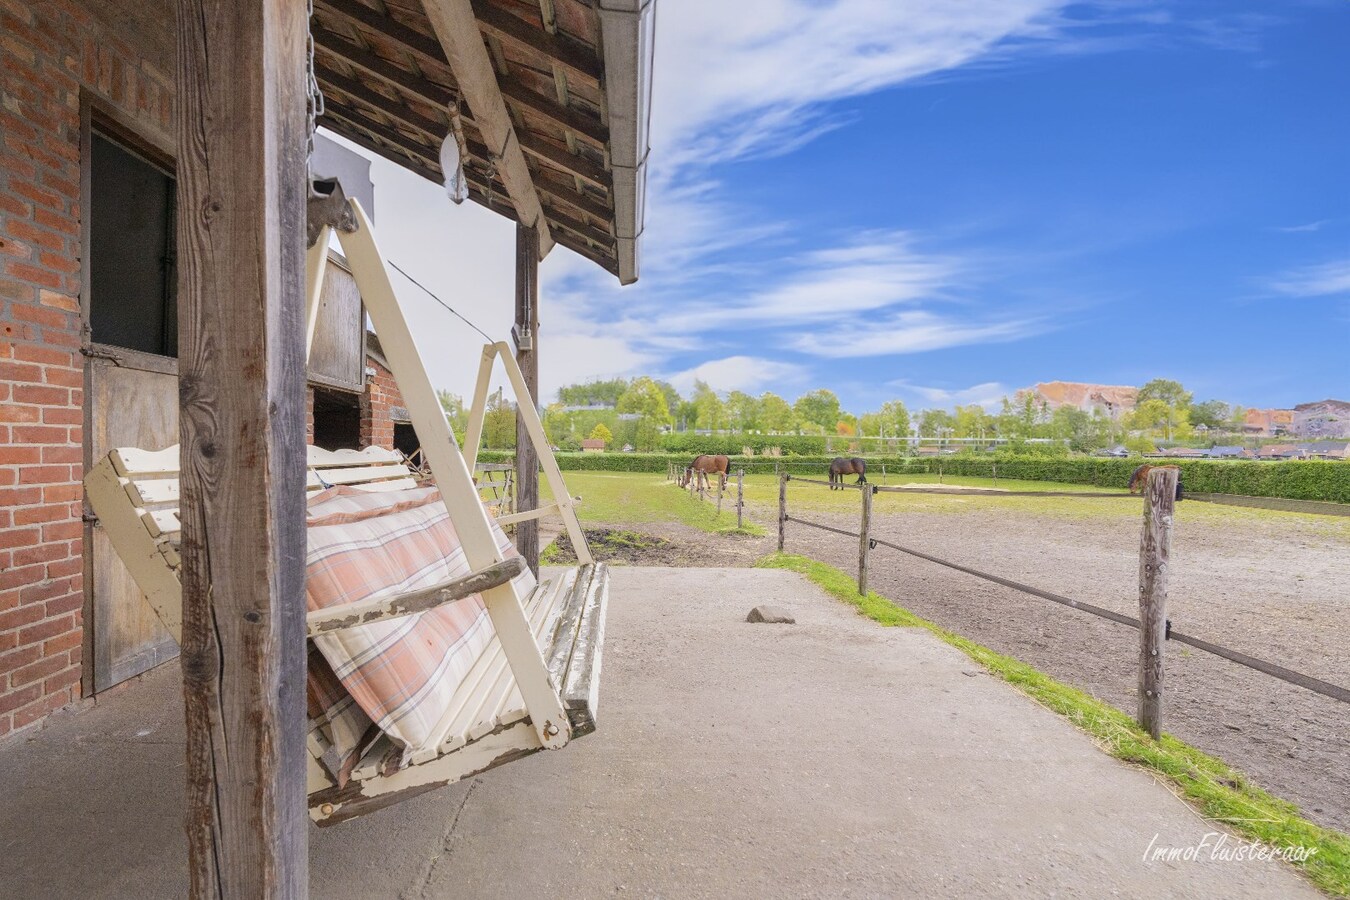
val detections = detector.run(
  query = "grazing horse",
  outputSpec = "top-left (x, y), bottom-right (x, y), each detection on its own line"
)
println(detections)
top-left (1129, 463), bottom-right (1184, 500)
top-left (828, 457), bottom-right (868, 490)
top-left (682, 454), bottom-right (730, 492)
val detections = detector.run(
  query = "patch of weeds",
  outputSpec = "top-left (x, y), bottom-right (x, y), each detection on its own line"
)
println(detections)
top-left (756, 551), bottom-right (1350, 897)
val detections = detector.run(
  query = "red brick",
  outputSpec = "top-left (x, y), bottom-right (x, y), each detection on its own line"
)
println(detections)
top-left (43, 662), bottom-right (80, 693)
top-left (38, 250), bottom-right (78, 275)
top-left (0, 404), bottom-right (40, 423)
top-left (0, 602), bottom-right (43, 632)
top-left (0, 646), bottom-right (40, 676)
top-left (43, 365), bottom-right (81, 387)
top-left (44, 590), bottom-right (83, 618)
top-left (0, 563), bottom-right (45, 591)
top-left (10, 179), bottom-right (62, 211)
top-left (0, 360), bottom-right (42, 383)
top-left (0, 683), bottom-right (39, 716)
top-left (11, 425), bottom-right (66, 443)
top-left (12, 304), bottom-right (71, 331)
top-left (3, 261), bottom-right (60, 288)
top-left (0, 527), bottom-right (40, 550)
top-left (45, 556), bottom-right (80, 578)
top-left (9, 651), bottom-right (67, 687)
top-left (42, 407), bottom-right (82, 426)
top-left (18, 579), bottom-right (62, 605)
top-left (12, 382), bottom-right (69, 405)
top-left (11, 342), bottom-right (71, 367)
top-left (41, 520), bottom-right (80, 542)
top-left (0, 235), bottom-right (34, 259)
top-left (32, 209), bottom-right (78, 238)
top-left (0, 446), bottom-right (41, 465)
top-left (43, 484), bottom-right (80, 504)
top-left (13, 504), bottom-right (64, 525)
top-left (0, 193), bottom-right (31, 217)
top-left (42, 628), bottom-right (80, 656)
top-left (13, 542), bottom-right (65, 567)
top-left (0, 486), bottom-right (42, 507)
top-left (18, 464), bottom-right (70, 485)
top-left (17, 613), bottom-right (73, 647)
top-left (13, 688), bottom-right (71, 728)
top-left (41, 445), bottom-right (80, 463)
top-left (5, 218), bottom-right (65, 253)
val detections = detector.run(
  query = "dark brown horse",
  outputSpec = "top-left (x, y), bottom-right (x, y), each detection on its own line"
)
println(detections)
top-left (682, 454), bottom-right (729, 492)
top-left (1129, 463), bottom-right (1184, 500)
top-left (828, 457), bottom-right (867, 490)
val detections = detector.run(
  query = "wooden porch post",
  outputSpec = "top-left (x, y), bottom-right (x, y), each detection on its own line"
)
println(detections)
top-left (176, 0), bottom-right (309, 895)
top-left (514, 223), bottom-right (541, 575)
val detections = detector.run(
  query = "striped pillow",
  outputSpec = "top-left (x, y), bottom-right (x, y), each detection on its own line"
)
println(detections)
top-left (305, 486), bottom-right (535, 765)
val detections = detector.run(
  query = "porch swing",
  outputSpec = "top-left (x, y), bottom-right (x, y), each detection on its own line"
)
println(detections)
top-left (85, 184), bottom-right (607, 826)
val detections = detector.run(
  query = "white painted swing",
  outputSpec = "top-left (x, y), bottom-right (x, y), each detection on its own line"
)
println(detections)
top-left (85, 196), bottom-right (606, 825)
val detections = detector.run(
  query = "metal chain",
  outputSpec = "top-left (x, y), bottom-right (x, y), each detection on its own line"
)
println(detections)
top-left (304, 0), bottom-right (325, 168)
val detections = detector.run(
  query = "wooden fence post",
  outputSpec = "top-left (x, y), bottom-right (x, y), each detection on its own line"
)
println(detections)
top-left (736, 470), bottom-right (744, 530)
top-left (1138, 466), bottom-right (1178, 740)
top-left (777, 473), bottom-right (787, 552)
top-left (858, 484), bottom-right (874, 595)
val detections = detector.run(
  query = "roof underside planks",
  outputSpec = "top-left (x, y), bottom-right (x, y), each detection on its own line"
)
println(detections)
top-left (312, 0), bottom-right (651, 283)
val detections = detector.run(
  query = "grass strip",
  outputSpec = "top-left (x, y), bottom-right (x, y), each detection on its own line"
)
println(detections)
top-left (755, 551), bottom-right (1350, 896)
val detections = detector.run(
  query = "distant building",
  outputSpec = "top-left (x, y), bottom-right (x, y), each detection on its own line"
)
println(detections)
top-left (1160, 447), bottom-right (1206, 458)
top-left (1296, 441), bottom-right (1350, 460)
top-left (1207, 446), bottom-right (1252, 459)
top-left (1014, 382), bottom-right (1139, 419)
top-left (1256, 444), bottom-right (1302, 460)
top-left (581, 438), bottom-right (606, 452)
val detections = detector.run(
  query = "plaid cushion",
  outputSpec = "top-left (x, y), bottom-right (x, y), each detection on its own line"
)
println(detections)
top-left (306, 645), bottom-right (378, 787)
top-left (305, 486), bottom-right (535, 766)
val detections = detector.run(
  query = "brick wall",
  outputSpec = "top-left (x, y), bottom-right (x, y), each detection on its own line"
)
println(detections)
top-left (361, 356), bottom-right (405, 451)
top-left (0, 0), bottom-right (173, 738)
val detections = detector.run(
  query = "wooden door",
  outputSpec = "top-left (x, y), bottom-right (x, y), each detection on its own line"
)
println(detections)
top-left (85, 347), bottom-right (179, 691)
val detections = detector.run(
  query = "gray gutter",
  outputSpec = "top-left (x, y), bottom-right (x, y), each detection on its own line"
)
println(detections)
top-left (596, 0), bottom-right (655, 285)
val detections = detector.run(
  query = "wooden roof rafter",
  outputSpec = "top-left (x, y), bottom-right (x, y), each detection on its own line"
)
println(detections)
top-left (310, 0), bottom-right (651, 281)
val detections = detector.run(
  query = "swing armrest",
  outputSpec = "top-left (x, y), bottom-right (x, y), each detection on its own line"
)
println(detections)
top-left (307, 557), bottom-right (526, 637)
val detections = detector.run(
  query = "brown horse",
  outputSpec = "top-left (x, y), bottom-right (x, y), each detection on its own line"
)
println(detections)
top-left (828, 457), bottom-right (867, 490)
top-left (1129, 463), bottom-right (1184, 499)
top-left (682, 454), bottom-right (729, 492)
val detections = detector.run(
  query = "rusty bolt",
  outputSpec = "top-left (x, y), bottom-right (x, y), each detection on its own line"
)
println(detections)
top-left (544, 722), bottom-right (560, 738)
top-left (320, 803), bottom-right (334, 816)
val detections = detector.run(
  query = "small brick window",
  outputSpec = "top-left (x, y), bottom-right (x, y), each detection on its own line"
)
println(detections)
top-left (89, 131), bottom-right (177, 357)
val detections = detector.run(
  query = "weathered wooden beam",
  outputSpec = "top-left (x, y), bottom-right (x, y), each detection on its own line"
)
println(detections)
top-left (498, 76), bottom-right (607, 145)
top-left (470, 0), bottom-right (602, 84)
top-left (518, 131), bottom-right (609, 188)
top-left (514, 223), bottom-right (541, 575)
top-left (318, 0), bottom-right (447, 69)
top-left (314, 26), bottom-right (457, 107)
top-left (317, 65), bottom-right (450, 138)
top-left (543, 204), bottom-right (615, 250)
top-left (537, 180), bottom-right (613, 224)
top-left (175, 0), bottom-right (309, 894)
top-left (422, 0), bottom-right (554, 256)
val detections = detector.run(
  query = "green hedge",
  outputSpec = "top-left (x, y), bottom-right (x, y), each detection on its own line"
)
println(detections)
top-left (478, 451), bottom-right (1350, 503)
top-left (655, 433), bottom-right (829, 455)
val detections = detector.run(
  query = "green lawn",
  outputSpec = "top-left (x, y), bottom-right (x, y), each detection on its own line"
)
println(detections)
top-left (543, 471), bottom-right (1350, 535)
top-left (541, 471), bottom-right (762, 534)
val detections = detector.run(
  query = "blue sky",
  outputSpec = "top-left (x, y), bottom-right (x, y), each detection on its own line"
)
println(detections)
top-left (341, 0), bottom-right (1349, 413)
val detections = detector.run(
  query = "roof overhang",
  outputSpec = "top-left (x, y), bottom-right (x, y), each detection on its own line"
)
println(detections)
top-left (312, 0), bottom-right (654, 284)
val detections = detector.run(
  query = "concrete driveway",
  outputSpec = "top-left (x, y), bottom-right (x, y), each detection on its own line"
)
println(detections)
top-left (0, 567), bottom-right (1318, 898)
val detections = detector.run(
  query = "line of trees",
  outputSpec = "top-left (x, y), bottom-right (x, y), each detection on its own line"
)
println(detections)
top-left (441, 376), bottom-right (1245, 456)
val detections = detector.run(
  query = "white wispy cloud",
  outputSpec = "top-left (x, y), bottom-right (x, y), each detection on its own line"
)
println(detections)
top-left (1268, 259), bottom-right (1350, 297)
top-left (667, 356), bottom-right (805, 395)
top-left (889, 380), bottom-right (1013, 412)
top-left (1274, 220), bottom-right (1328, 234)
top-left (790, 310), bottom-right (1043, 358)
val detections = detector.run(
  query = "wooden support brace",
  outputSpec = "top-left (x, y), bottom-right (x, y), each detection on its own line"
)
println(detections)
top-left (1137, 466), bottom-right (1178, 740)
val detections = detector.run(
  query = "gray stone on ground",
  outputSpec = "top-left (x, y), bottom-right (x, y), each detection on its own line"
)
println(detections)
top-left (747, 604), bottom-right (795, 624)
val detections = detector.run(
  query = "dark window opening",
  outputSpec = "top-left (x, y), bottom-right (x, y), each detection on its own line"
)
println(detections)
top-left (89, 131), bottom-right (178, 357)
top-left (312, 388), bottom-right (362, 451)
top-left (393, 422), bottom-right (420, 459)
